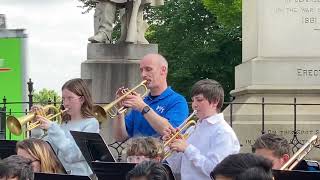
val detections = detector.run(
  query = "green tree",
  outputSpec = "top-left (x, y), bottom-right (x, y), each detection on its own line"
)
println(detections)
top-left (202, 0), bottom-right (241, 29)
top-left (146, 0), bottom-right (241, 99)
top-left (33, 88), bottom-right (61, 105)
top-left (77, 0), bottom-right (242, 100)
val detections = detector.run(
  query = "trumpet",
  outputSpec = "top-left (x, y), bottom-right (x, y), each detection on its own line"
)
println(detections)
top-left (93, 80), bottom-right (148, 122)
top-left (280, 135), bottom-right (320, 170)
top-left (163, 110), bottom-right (198, 159)
top-left (7, 105), bottom-right (67, 136)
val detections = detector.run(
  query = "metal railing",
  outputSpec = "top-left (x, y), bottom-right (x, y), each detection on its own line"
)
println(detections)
top-left (2, 79), bottom-right (320, 160)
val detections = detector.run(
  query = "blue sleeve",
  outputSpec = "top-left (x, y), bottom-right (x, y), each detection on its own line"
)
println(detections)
top-left (164, 96), bottom-right (189, 128)
top-left (125, 110), bottom-right (135, 137)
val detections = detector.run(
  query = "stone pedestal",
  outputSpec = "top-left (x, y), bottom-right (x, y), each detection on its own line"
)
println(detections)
top-left (81, 43), bottom-right (158, 144)
top-left (223, 0), bottom-right (320, 159)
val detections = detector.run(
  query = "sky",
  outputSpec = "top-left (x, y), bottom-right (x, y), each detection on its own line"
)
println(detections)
top-left (0, 0), bottom-right (94, 94)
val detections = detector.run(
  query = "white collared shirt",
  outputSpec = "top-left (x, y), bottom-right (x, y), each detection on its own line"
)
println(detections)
top-left (166, 113), bottom-right (240, 180)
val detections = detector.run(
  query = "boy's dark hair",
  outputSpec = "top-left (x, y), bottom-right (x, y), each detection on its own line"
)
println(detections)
top-left (126, 161), bottom-right (169, 180)
top-left (211, 153), bottom-right (273, 180)
top-left (252, 133), bottom-right (290, 158)
top-left (191, 79), bottom-right (224, 112)
top-left (1, 155), bottom-right (34, 180)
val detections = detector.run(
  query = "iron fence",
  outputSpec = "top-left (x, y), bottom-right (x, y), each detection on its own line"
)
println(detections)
top-left (1, 79), bottom-right (320, 160)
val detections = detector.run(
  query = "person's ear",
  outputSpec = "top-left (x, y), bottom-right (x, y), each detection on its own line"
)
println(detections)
top-left (209, 99), bottom-right (219, 108)
top-left (80, 96), bottom-right (85, 105)
top-left (160, 66), bottom-right (167, 75)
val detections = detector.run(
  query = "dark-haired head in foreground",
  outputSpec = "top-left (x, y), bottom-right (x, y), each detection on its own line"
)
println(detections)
top-left (211, 153), bottom-right (273, 180)
top-left (0, 155), bottom-right (34, 180)
top-left (126, 161), bottom-right (169, 180)
top-left (252, 133), bottom-right (290, 169)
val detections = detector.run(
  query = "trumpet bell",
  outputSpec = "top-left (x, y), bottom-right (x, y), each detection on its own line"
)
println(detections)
top-left (7, 116), bottom-right (22, 135)
top-left (6, 105), bottom-right (65, 136)
top-left (93, 105), bottom-right (108, 123)
top-left (7, 113), bottom-right (35, 136)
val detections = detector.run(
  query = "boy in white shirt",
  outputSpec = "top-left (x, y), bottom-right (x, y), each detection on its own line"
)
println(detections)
top-left (163, 79), bottom-right (240, 180)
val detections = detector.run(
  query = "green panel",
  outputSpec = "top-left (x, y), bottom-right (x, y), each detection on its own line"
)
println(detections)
top-left (0, 37), bottom-right (25, 140)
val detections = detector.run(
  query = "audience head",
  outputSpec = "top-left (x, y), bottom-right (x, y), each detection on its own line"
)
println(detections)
top-left (16, 138), bottom-right (65, 173)
top-left (252, 133), bottom-right (290, 169)
top-left (0, 155), bottom-right (34, 180)
top-left (126, 137), bottom-right (164, 163)
top-left (126, 161), bottom-right (169, 180)
top-left (211, 153), bottom-right (273, 180)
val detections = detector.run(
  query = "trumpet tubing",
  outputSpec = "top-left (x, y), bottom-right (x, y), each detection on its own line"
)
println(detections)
top-left (6, 105), bottom-right (66, 136)
top-left (280, 135), bottom-right (320, 170)
top-left (93, 80), bottom-right (148, 122)
top-left (163, 110), bottom-right (197, 159)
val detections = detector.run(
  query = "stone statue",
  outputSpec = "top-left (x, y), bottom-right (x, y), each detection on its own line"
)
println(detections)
top-left (88, 0), bottom-right (164, 44)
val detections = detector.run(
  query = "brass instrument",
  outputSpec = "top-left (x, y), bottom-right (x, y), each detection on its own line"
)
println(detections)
top-left (163, 110), bottom-right (198, 159)
top-left (280, 135), bottom-right (320, 170)
top-left (93, 80), bottom-right (148, 121)
top-left (7, 105), bottom-right (67, 136)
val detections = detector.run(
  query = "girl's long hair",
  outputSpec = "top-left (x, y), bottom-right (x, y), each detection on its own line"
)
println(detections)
top-left (61, 78), bottom-right (94, 121)
top-left (16, 138), bottom-right (65, 174)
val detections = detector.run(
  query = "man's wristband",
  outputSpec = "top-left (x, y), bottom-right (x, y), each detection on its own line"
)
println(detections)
top-left (141, 105), bottom-right (151, 115)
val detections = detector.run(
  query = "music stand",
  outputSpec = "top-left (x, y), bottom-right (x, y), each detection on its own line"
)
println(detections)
top-left (273, 170), bottom-right (320, 180)
top-left (70, 131), bottom-right (116, 169)
top-left (0, 140), bottom-right (17, 159)
top-left (34, 173), bottom-right (91, 180)
top-left (91, 162), bottom-right (136, 180)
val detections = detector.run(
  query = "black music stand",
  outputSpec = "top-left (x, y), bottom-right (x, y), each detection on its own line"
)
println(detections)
top-left (0, 140), bottom-right (17, 159)
top-left (34, 173), bottom-right (91, 180)
top-left (70, 131), bottom-right (116, 169)
top-left (273, 170), bottom-right (320, 180)
top-left (92, 162), bottom-right (176, 180)
top-left (91, 162), bottom-right (136, 180)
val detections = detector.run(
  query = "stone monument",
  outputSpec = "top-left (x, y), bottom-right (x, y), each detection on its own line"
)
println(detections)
top-left (223, 0), bottom-right (320, 158)
top-left (82, 1), bottom-right (163, 144)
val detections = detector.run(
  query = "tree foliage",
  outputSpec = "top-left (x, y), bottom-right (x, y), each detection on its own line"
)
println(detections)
top-left (202, 0), bottom-right (241, 29)
top-left (77, 0), bottom-right (242, 100)
top-left (146, 0), bottom-right (241, 99)
top-left (33, 88), bottom-right (61, 105)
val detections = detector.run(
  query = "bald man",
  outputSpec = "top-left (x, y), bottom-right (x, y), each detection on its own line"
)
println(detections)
top-left (113, 54), bottom-right (189, 141)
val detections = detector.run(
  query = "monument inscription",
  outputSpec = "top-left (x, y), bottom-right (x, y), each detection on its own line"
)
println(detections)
top-left (261, 0), bottom-right (320, 57)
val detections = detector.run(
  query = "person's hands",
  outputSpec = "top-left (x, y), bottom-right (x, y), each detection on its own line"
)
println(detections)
top-left (34, 115), bottom-right (52, 130)
top-left (170, 138), bottom-right (189, 153)
top-left (30, 106), bottom-right (45, 122)
top-left (162, 126), bottom-right (177, 141)
top-left (122, 91), bottom-right (146, 112)
top-left (30, 106), bottom-right (52, 130)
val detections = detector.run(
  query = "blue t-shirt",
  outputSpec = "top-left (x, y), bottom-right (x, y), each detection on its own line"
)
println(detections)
top-left (125, 86), bottom-right (189, 137)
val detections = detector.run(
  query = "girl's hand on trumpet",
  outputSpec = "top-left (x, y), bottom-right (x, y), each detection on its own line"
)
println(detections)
top-left (35, 115), bottom-right (52, 130)
top-left (31, 106), bottom-right (52, 130)
top-left (30, 106), bottom-right (46, 122)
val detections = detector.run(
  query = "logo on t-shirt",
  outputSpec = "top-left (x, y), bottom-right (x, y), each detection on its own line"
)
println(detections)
top-left (156, 105), bottom-right (165, 113)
